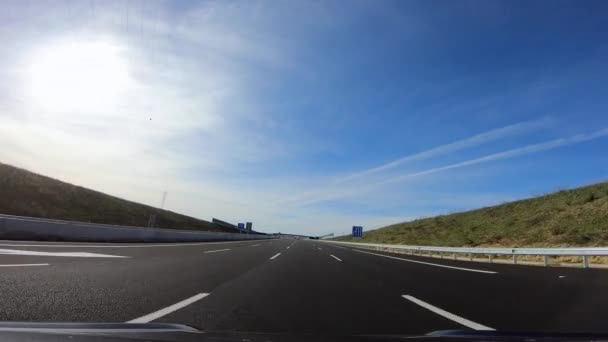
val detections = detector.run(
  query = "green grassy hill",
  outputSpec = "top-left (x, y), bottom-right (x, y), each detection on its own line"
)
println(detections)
top-left (0, 162), bottom-right (235, 233)
top-left (336, 182), bottom-right (608, 247)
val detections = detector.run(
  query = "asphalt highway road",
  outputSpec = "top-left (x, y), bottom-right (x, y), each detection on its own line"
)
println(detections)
top-left (0, 238), bottom-right (607, 335)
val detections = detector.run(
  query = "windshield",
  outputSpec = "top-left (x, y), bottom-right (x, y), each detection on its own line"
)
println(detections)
top-left (1, 0), bottom-right (608, 338)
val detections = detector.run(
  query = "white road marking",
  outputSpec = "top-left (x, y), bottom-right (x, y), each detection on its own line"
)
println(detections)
top-left (251, 244), bottom-right (261, 247)
top-left (0, 327), bottom-right (196, 333)
top-left (203, 249), bottom-right (230, 254)
top-left (351, 249), bottom-right (496, 274)
top-left (127, 293), bottom-right (210, 323)
top-left (0, 240), bottom-right (275, 248)
top-left (286, 246), bottom-right (290, 249)
top-left (270, 253), bottom-right (281, 260)
top-left (0, 249), bottom-right (127, 258)
top-left (402, 295), bottom-right (494, 331)
top-left (0, 263), bottom-right (49, 267)
top-left (330, 245), bottom-right (349, 250)
top-left (330, 254), bottom-right (342, 262)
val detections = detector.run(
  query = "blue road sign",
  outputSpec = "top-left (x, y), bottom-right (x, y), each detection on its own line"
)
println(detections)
top-left (238, 223), bottom-right (245, 230)
top-left (352, 226), bottom-right (363, 238)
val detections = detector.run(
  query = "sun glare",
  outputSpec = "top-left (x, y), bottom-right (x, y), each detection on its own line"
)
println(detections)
top-left (26, 41), bottom-right (131, 113)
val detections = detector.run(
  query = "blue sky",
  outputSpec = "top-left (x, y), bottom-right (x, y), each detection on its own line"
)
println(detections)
top-left (1, 0), bottom-right (608, 236)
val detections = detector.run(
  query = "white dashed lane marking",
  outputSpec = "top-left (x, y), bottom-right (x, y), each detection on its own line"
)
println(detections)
top-left (203, 249), bottom-right (230, 254)
top-left (402, 295), bottom-right (494, 331)
top-left (127, 293), bottom-right (210, 323)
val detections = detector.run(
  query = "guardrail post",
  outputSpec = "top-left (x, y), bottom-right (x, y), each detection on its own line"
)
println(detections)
top-left (453, 253), bottom-right (457, 260)
top-left (440, 253), bottom-right (443, 259)
top-left (512, 255), bottom-right (517, 265)
top-left (469, 253), bottom-right (473, 261)
top-left (583, 256), bottom-right (589, 268)
top-left (543, 255), bottom-right (548, 267)
top-left (488, 254), bottom-right (493, 263)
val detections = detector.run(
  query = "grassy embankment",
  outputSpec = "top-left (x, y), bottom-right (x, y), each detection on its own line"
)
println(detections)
top-left (335, 182), bottom-right (608, 264)
top-left (0, 162), bottom-right (233, 233)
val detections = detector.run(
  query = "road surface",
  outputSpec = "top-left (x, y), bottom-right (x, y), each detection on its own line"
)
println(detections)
top-left (0, 238), bottom-right (606, 334)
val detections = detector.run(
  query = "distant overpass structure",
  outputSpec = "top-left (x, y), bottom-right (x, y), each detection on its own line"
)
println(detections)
top-left (212, 218), bottom-right (265, 235)
top-left (272, 233), bottom-right (334, 240)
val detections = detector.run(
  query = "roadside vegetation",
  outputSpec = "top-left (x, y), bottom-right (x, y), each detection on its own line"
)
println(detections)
top-left (0, 162), bottom-right (234, 233)
top-left (336, 182), bottom-right (608, 247)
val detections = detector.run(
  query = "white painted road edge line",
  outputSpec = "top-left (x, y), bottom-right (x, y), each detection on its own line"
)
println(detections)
top-left (0, 240), bottom-right (275, 248)
top-left (127, 293), bottom-right (210, 323)
top-left (270, 253), bottom-right (281, 260)
top-left (352, 249), bottom-right (497, 274)
top-left (330, 245), bottom-right (349, 250)
top-left (0, 249), bottom-right (127, 258)
top-left (402, 295), bottom-right (494, 331)
top-left (330, 254), bottom-right (342, 262)
top-left (0, 263), bottom-right (49, 267)
top-left (203, 248), bottom-right (231, 254)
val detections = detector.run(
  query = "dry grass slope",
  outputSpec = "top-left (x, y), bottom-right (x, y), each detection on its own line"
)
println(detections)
top-left (0, 162), bottom-right (234, 233)
top-left (336, 182), bottom-right (608, 247)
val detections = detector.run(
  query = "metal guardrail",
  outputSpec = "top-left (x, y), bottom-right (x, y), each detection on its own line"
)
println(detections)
top-left (322, 241), bottom-right (608, 268)
top-left (0, 213), bottom-right (275, 243)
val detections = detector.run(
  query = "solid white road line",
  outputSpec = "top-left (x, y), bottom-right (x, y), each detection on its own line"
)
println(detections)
top-left (203, 249), bottom-right (230, 254)
top-left (0, 249), bottom-right (127, 258)
top-left (330, 245), bottom-right (349, 250)
top-left (0, 240), bottom-right (275, 248)
top-left (402, 295), bottom-right (494, 331)
top-left (0, 263), bottom-right (49, 267)
top-left (127, 293), bottom-right (210, 323)
top-left (270, 253), bottom-right (281, 260)
top-left (330, 254), bottom-right (342, 262)
top-left (351, 249), bottom-right (497, 274)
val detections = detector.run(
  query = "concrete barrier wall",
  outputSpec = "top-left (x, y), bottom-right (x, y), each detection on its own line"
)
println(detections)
top-left (0, 214), bottom-right (274, 243)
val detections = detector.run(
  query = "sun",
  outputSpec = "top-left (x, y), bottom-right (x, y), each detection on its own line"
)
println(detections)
top-left (26, 41), bottom-right (131, 113)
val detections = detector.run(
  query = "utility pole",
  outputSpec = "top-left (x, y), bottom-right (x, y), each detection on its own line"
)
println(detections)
top-left (160, 191), bottom-right (167, 209)
top-left (148, 191), bottom-right (167, 228)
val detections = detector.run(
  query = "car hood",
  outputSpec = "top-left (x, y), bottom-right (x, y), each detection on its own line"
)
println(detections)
top-left (0, 322), bottom-right (607, 342)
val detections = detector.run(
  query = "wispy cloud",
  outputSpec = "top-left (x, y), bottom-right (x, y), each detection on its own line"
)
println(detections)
top-left (380, 127), bottom-right (608, 185)
top-left (280, 118), bottom-right (553, 205)
top-left (289, 127), bottom-right (608, 206)
top-left (339, 117), bottom-right (553, 182)
top-left (0, 1), bottom-right (291, 210)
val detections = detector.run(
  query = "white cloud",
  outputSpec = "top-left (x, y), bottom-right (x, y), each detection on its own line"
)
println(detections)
top-left (288, 127), bottom-right (608, 206)
top-left (0, 2), bottom-right (288, 210)
top-left (339, 117), bottom-right (553, 182)
top-left (380, 127), bottom-right (608, 185)
top-left (279, 118), bottom-right (553, 206)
